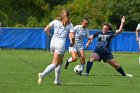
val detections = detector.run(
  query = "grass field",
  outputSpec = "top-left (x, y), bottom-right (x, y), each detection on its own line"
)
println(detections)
top-left (0, 49), bottom-right (140, 93)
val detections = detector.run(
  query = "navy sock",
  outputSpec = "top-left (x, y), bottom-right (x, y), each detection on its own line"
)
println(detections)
top-left (86, 61), bottom-right (93, 74)
top-left (116, 66), bottom-right (126, 76)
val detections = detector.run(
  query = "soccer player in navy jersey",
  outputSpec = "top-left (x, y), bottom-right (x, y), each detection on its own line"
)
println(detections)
top-left (81, 16), bottom-right (132, 77)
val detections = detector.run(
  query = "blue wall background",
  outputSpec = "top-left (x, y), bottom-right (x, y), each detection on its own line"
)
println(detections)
top-left (0, 28), bottom-right (138, 52)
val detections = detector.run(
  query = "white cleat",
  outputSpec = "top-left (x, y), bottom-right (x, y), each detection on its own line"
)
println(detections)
top-left (80, 72), bottom-right (89, 76)
top-left (54, 80), bottom-right (61, 85)
top-left (126, 73), bottom-right (133, 77)
top-left (38, 73), bottom-right (43, 85)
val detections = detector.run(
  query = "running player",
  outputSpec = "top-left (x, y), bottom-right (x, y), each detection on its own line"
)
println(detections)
top-left (37, 9), bottom-right (75, 85)
top-left (64, 18), bottom-right (91, 71)
top-left (81, 16), bottom-right (133, 77)
top-left (136, 23), bottom-right (140, 50)
top-left (136, 23), bottom-right (140, 64)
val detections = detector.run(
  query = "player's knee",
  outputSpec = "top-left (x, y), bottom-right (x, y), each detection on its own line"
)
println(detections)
top-left (89, 58), bottom-right (94, 62)
top-left (112, 64), bottom-right (120, 69)
top-left (72, 57), bottom-right (78, 62)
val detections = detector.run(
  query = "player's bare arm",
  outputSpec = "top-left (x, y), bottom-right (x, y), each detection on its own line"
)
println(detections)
top-left (44, 25), bottom-right (52, 37)
top-left (136, 29), bottom-right (139, 41)
top-left (69, 32), bottom-right (75, 47)
top-left (86, 38), bottom-right (92, 48)
top-left (116, 16), bottom-right (125, 34)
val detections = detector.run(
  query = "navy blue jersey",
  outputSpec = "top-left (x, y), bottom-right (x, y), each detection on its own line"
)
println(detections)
top-left (93, 31), bottom-right (116, 53)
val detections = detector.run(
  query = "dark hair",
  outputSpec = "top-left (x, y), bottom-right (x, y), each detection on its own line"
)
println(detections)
top-left (102, 23), bottom-right (112, 31)
top-left (82, 18), bottom-right (89, 23)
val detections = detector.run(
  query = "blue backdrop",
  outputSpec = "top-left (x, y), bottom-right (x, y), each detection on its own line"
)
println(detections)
top-left (0, 28), bottom-right (139, 52)
top-left (0, 28), bottom-right (47, 49)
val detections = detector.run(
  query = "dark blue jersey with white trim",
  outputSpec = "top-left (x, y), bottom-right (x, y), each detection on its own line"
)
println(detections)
top-left (93, 31), bottom-right (116, 52)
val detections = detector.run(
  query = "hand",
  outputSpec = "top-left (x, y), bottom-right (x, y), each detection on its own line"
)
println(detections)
top-left (86, 43), bottom-right (89, 49)
top-left (70, 42), bottom-right (74, 47)
top-left (121, 16), bottom-right (125, 23)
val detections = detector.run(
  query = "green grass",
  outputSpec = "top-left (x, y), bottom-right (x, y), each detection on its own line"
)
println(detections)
top-left (0, 49), bottom-right (140, 93)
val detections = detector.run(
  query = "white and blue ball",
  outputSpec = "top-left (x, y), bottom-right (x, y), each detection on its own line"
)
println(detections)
top-left (74, 65), bottom-right (83, 74)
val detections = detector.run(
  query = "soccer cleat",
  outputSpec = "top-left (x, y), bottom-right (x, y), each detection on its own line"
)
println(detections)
top-left (38, 73), bottom-right (43, 85)
top-left (64, 60), bottom-right (69, 69)
top-left (54, 80), bottom-right (61, 85)
top-left (126, 73), bottom-right (133, 77)
top-left (80, 72), bottom-right (89, 76)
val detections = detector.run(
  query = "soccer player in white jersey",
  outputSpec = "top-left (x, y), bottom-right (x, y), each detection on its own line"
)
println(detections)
top-left (37, 9), bottom-right (75, 85)
top-left (136, 23), bottom-right (140, 64)
top-left (64, 18), bottom-right (91, 72)
top-left (136, 23), bottom-right (140, 50)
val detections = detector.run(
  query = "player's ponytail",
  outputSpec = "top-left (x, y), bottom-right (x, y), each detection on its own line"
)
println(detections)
top-left (61, 9), bottom-right (70, 26)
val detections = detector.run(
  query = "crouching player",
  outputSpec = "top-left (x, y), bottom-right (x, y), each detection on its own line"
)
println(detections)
top-left (81, 16), bottom-right (133, 77)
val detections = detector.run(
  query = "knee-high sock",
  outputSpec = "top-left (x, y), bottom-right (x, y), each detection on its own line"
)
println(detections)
top-left (86, 61), bottom-right (93, 74)
top-left (55, 64), bottom-right (62, 81)
top-left (42, 64), bottom-right (56, 78)
top-left (116, 66), bottom-right (126, 76)
top-left (68, 57), bottom-right (72, 63)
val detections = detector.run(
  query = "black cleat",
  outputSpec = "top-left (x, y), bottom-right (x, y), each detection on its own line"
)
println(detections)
top-left (64, 60), bottom-right (69, 69)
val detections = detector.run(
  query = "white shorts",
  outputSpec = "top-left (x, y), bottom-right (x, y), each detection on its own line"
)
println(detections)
top-left (69, 45), bottom-right (84, 53)
top-left (50, 39), bottom-right (65, 55)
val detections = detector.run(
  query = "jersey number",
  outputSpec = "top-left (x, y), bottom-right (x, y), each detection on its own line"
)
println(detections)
top-left (55, 26), bottom-right (65, 35)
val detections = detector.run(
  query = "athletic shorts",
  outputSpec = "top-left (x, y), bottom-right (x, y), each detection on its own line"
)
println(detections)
top-left (69, 45), bottom-right (84, 53)
top-left (50, 38), bottom-right (65, 55)
top-left (94, 48), bottom-right (114, 62)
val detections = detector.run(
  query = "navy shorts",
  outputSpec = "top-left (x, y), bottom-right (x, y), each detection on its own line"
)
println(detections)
top-left (94, 48), bottom-right (114, 62)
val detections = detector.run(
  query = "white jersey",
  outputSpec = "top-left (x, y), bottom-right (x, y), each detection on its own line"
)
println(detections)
top-left (136, 23), bottom-right (140, 31)
top-left (74, 25), bottom-right (90, 46)
top-left (48, 20), bottom-right (74, 55)
top-left (49, 20), bottom-right (74, 40)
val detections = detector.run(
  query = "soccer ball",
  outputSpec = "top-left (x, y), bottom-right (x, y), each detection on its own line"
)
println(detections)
top-left (74, 65), bottom-right (83, 74)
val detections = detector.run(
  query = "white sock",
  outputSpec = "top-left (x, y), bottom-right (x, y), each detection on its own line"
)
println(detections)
top-left (79, 64), bottom-right (85, 73)
top-left (55, 64), bottom-right (62, 81)
top-left (68, 57), bottom-right (72, 63)
top-left (80, 64), bottom-right (85, 69)
top-left (41, 64), bottom-right (56, 77)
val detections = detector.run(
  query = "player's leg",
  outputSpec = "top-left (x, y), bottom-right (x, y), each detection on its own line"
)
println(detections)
top-left (107, 58), bottom-right (126, 76)
top-left (38, 52), bottom-right (61, 85)
top-left (54, 55), bottom-right (63, 85)
top-left (138, 38), bottom-right (140, 64)
top-left (64, 47), bottom-right (78, 69)
top-left (82, 53), bottom-right (100, 76)
top-left (54, 64), bottom-right (62, 85)
top-left (53, 46), bottom-right (65, 85)
top-left (78, 49), bottom-right (85, 70)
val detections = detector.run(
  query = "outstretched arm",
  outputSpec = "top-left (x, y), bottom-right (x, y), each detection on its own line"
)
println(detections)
top-left (136, 29), bottom-right (139, 41)
top-left (116, 16), bottom-right (125, 34)
top-left (85, 35), bottom-right (94, 48)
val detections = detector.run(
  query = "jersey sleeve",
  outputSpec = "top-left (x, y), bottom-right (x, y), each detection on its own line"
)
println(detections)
top-left (112, 31), bottom-right (117, 38)
top-left (93, 31), bottom-right (100, 38)
top-left (69, 23), bottom-right (74, 33)
top-left (136, 23), bottom-right (140, 31)
top-left (73, 25), bottom-right (79, 32)
top-left (48, 20), bottom-right (57, 28)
